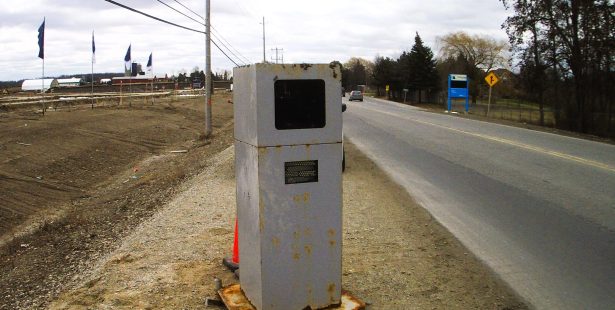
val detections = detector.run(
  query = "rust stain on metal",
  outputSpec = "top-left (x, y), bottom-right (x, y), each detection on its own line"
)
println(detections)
top-left (218, 284), bottom-right (365, 310)
top-left (329, 239), bottom-right (336, 247)
top-left (218, 284), bottom-right (257, 310)
top-left (272, 236), bottom-right (280, 248)
top-left (340, 290), bottom-right (367, 310)
top-left (304, 244), bottom-right (312, 256)
top-left (258, 196), bottom-right (265, 232)
top-left (327, 228), bottom-right (336, 237)
top-left (328, 283), bottom-right (336, 294)
top-left (293, 252), bottom-right (301, 260)
top-left (327, 283), bottom-right (339, 306)
top-left (293, 193), bottom-right (310, 204)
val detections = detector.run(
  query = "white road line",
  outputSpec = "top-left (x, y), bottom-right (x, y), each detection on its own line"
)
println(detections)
top-left (352, 104), bottom-right (615, 174)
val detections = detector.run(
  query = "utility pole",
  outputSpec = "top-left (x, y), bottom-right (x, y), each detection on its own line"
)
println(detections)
top-left (262, 16), bottom-right (266, 63)
top-left (271, 47), bottom-right (283, 64)
top-left (205, 0), bottom-right (212, 137)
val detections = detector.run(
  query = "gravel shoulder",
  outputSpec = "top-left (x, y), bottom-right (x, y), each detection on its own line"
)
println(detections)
top-left (1, 92), bottom-right (527, 309)
top-left (48, 142), bottom-right (527, 309)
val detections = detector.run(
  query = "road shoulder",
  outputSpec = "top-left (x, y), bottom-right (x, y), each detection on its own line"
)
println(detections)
top-left (49, 142), bottom-right (527, 309)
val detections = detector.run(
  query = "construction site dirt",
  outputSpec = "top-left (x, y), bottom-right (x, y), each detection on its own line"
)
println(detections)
top-left (0, 93), bottom-right (527, 309)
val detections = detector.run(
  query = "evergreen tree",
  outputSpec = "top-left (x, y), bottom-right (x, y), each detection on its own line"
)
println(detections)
top-left (372, 56), bottom-right (399, 98)
top-left (400, 33), bottom-right (439, 103)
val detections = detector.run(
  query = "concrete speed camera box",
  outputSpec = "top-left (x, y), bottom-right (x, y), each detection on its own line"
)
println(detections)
top-left (234, 63), bottom-right (343, 310)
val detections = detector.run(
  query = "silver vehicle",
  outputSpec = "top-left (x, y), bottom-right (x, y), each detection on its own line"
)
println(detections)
top-left (348, 90), bottom-right (363, 101)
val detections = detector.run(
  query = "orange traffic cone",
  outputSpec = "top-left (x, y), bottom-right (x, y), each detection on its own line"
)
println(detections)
top-left (223, 218), bottom-right (239, 271)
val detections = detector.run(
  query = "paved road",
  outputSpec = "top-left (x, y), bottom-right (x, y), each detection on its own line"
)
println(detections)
top-left (343, 97), bottom-right (615, 310)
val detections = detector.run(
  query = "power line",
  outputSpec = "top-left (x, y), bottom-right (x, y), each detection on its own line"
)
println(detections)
top-left (172, 0), bottom-right (204, 20)
top-left (211, 27), bottom-right (252, 64)
top-left (102, 0), bottom-right (240, 67)
top-left (103, 0), bottom-right (203, 34)
top-left (210, 31), bottom-right (249, 65)
top-left (156, 0), bottom-right (203, 26)
top-left (155, 0), bottom-right (248, 65)
top-left (167, 0), bottom-right (251, 64)
top-left (271, 47), bottom-right (283, 64)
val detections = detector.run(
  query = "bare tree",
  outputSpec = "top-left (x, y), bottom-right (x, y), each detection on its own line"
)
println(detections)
top-left (502, 0), bottom-right (615, 135)
top-left (437, 32), bottom-right (509, 73)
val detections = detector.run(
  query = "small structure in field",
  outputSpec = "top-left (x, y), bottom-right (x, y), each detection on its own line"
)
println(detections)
top-left (57, 77), bottom-right (83, 87)
top-left (111, 76), bottom-right (154, 85)
top-left (21, 79), bottom-right (59, 92)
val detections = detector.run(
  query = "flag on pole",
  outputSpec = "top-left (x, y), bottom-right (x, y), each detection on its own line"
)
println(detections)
top-left (146, 53), bottom-right (152, 73)
top-left (92, 31), bottom-right (96, 64)
top-left (37, 18), bottom-right (45, 59)
top-left (124, 44), bottom-right (131, 71)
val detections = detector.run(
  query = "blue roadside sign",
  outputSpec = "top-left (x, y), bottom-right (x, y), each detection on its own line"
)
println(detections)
top-left (448, 74), bottom-right (469, 112)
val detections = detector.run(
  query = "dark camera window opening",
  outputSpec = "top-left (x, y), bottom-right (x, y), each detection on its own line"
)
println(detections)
top-left (274, 79), bottom-right (326, 130)
top-left (450, 80), bottom-right (467, 89)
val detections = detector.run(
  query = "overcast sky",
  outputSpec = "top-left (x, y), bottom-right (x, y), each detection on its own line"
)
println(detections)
top-left (0, 0), bottom-right (511, 81)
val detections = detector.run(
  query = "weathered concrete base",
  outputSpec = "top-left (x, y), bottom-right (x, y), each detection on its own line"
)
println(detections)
top-left (218, 284), bottom-right (365, 310)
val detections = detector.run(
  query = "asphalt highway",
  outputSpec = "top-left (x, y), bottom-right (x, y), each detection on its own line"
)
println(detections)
top-left (343, 96), bottom-right (615, 309)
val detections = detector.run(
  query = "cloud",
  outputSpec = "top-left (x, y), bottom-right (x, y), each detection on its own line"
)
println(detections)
top-left (0, 0), bottom-right (512, 81)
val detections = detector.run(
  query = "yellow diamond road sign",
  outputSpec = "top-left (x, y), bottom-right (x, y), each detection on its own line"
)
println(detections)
top-left (485, 72), bottom-right (499, 87)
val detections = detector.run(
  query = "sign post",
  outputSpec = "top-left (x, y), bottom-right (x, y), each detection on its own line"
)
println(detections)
top-left (484, 72), bottom-right (499, 116)
top-left (447, 74), bottom-right (469, 112)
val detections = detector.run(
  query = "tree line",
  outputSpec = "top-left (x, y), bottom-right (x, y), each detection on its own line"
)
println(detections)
top-left (338, 31), bottom-right (509, 104)
top-left (502, 0), bottom-right (614, 136)
top-left (337, 0), bottom-right (613, 138)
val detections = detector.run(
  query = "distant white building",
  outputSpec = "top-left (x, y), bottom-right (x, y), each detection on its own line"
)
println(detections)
top-left (21, 79), bottom-right (59, 92)
top-left (100, 78), bottom-right (112, 85)
top-left (56, 77), bottom-right (83, 87)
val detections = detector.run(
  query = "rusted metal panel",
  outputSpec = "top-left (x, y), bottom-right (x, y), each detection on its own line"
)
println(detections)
top-left (236, 143), bottom-right (343, 309)
top-left (234, 63), bottom-right (344, 310)
top-left (233, 63), bottom-right (343, 148)
top-left (218, 284), bottom-right (256, 310)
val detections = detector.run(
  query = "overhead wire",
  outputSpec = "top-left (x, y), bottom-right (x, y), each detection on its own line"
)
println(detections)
top-left (155, 0), bottom-right (203, 26)
top-left (103, 0), bottom-right (203, 34)
top-left (165, 0), bottom-right (252, 64)
top-left (172, 0), bottom-right (204, 20)
top-left (155, 0), bottom-right (249, 65)
top-left (211, 27), bottom-right (252, 64)
top-left (102, 0), bottom-right (241, 67)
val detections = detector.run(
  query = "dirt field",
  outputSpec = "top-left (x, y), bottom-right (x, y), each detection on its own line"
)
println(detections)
top-left (0, 92), bottom-right (526, 309)
top-left (0, 93), bottom-right (235, 309)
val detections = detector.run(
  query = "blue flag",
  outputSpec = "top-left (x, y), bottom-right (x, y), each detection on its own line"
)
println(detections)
top-left (38, 18), bottom-right (45, 59)
top-left (124, 44), bottom-right (131, 71)
top-left (146, 53), bottom-right (152, 72)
